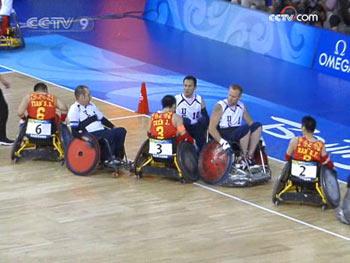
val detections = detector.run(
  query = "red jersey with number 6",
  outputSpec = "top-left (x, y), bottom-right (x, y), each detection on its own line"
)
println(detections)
top-left (27, 92), bottom-right (57, 120)
top-left (149, 112), bottom-right (177, 139)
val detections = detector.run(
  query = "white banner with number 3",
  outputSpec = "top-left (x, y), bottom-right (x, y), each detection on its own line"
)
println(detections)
top-left (291, 160), bottom-right (318, 179)
top-left (149, 139), bottom-right (173, 158)
top-left (26, 119), bottom-right (52, 137)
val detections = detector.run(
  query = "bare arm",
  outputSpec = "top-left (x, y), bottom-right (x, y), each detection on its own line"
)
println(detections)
top-left (321, 144), bottom-right (328, 158)
top-left (56, 98), bottom-right (68, 113)
top-left (17, 94), bottom-right (30, 118)
top-left (243, 107), bottom-right (253, 126)
top-left (0, 75), bottom-right (10, 89)
top-left (173, 114), bottom-right (185, 135)
top-left (201, 97), bottom-right (206, 109)
top-left (208, 103), bottom-right (223, 143)
top-left (286, 137), bottom-right (298, 157)
top-left (148, 117), bottom-right (152, 134)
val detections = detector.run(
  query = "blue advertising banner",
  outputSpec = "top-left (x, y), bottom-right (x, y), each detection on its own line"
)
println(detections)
top-left (144, 0), bottom-right (319, 68)
top-left (313, 31), bottom-right (350, 80)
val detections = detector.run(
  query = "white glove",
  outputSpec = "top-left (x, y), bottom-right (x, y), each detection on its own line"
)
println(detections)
top-left (219, 138), bottom-right (231, 151)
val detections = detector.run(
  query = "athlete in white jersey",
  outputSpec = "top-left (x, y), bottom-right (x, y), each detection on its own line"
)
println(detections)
top-left (68, 85), bottom-right (127, 166)
top-left (0, 0), bottom-right (14, 36)
top-left (175, 75), bottom-right (209, 151)
top-left (209, 84), bottom-right (262, 166)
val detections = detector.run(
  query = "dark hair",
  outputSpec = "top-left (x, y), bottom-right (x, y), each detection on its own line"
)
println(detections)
top-left (161, 95), bottom-right (176, 109)
top-left (302, 115), bottom-right (316, 133)
top-left (74, 85), bottom-right (89, 99)
top-left (183, 75), bottom-right (197, 87)
top-left (33, 82), bottom-right (48, 92)
top-left (229, 84), bottom-right (243, 95)
top-left (329, 14), bottom-right (341, 28)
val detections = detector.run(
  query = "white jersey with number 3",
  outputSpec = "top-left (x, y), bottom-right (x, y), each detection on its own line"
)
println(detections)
top-left (218, 99), bottom-right (245, 128)
top-left (175, 93), bottom-right (202, 125)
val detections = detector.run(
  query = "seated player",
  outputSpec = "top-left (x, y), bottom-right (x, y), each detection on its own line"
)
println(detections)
top-left (337, 177), bottom-right (350, 225)
top-left (0, 0), bottom-right (13, 36)
top-left (208, 84), bottom-right (262, 168)
top-left (67, 85), bottom-right (126, 166)
top-left (17, 82), bottom-right (70, 148)
top-left (17, 82), bottom-right (68, 127)
top-left (149, 95), bottom-right (194, 144)
top-left (285, 115), bottom-right (334, 169)
top-left (175, 75), bottom-right (209, 151)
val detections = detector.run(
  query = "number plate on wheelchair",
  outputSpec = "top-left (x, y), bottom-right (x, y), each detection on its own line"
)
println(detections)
top-left (149, 139), bottom-right (173, 158)
top-left (26, 119), bottom-right (52, 138)
top-left (291, 160), bottom-right (318, 179)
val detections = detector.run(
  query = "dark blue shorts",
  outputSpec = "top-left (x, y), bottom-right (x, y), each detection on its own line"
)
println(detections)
top-left (218, 122), bottom-right (262, 143)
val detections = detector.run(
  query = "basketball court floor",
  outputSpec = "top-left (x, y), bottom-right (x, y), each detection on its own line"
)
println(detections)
top-left (1, 0), bottom-right (350, 261)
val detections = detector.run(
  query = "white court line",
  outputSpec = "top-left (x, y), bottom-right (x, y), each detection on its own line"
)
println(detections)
top-left (194, 182), bottom-right (350, 242)
top-left (3, 63), bottom-right (349, 239)
top-left (109, 114), bottom-right (147, 121)
top-left (0, 71), bottom-right (15, 75)
top-left (0, 64), bottom-right (137, 114)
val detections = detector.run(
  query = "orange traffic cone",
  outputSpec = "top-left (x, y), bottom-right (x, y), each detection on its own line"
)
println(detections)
top-left (137, 82), bottom-right (149, 114)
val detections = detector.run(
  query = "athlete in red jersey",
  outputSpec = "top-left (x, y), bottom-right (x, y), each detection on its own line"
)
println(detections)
top-left (149, 95), bottom-right (194, 144)
top-left (27, 92), bottom-right (57, 120)
top-left (18, 82), bottom-right (68, 122)
top-left (0, 0), bottom-right (13, 36)
top-left (285, 116), bottom-right (333, 169)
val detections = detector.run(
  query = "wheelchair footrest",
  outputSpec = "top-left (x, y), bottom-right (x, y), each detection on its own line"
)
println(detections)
top-left (279, 192), bottom-right (324, 206)
top-left (220, 167), bottom-right (271, 187)
top-left (142, 166), bottom-right (180, 180)
top-left (20, 148), bottom-right (62, 161)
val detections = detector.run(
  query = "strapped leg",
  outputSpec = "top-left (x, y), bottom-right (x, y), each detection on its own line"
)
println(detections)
top-left (248, 122), bottom-right (262, 158)
top-left (0, 16), bottom-right (9, 36)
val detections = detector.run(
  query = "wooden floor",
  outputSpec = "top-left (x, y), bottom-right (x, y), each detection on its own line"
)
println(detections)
top-left (1, 72), bottom-right (350, 262)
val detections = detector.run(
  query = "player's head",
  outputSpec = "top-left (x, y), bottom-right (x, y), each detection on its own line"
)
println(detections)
top-left (161, 95), bottom-right (176, 112)
top-left (301, 115), bottom-right (316, 133)
top-left (227, 84), bottom-right (242, 106)
top-left (33, 82), bottom-right (48, 93)
top-left (75, 85), bottom-right (91, 106)
top-left (183, 75), bottom-right (197, 98)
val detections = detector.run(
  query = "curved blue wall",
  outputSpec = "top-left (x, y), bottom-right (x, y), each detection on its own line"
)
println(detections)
top-left (145, 0), bottom-right (350, 80)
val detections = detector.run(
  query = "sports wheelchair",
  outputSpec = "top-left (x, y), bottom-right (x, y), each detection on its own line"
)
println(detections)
top-left (0, 12), bottom-right (25, 50)
top-left (272, 160), bottom-right (340, 210)
top-left (198, 139), bottom-right (271, 187)
top-left (65, 134), bottom-right (132, 176)
top-left (133, 137), bottom-right (199, 183)
top-left (11, 118), bottom-right (70, 162)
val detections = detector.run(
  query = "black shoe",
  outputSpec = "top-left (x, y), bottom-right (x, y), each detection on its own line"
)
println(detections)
top-left (0, 138), bottom-right (14, 146)
top-left (247, 157), bottom-right (257, 167)
top-left (104, 159), bottom-right (122, 168)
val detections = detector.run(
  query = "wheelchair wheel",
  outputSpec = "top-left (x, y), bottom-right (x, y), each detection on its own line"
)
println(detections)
top-left (272, 161), bottom-right (291, 203)
top-left (320, 166), bottom-right (340, 208)
top-left (177, 141), bottom-right (199, 183)
top-left (10, 124), bottom-right (26, 161)
top-left (65, 135), bottom-right (100, 176)
top-left (198, 141), bottom-right (233, 185)
top-left (59, 123), bottom-right (73, 154)
top-left (134, 139), bottom-right (149, 177)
